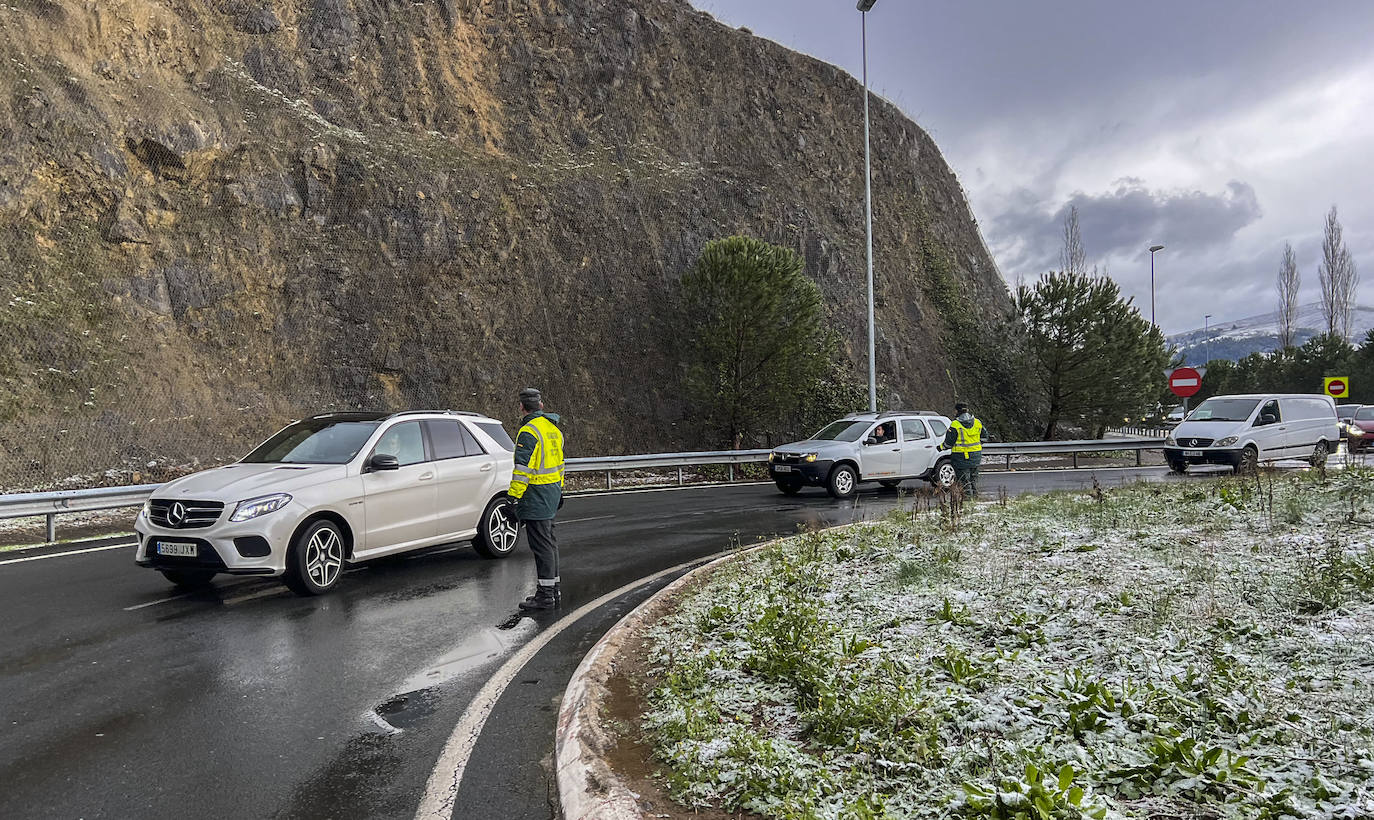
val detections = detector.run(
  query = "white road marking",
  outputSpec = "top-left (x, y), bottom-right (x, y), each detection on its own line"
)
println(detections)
top-left (414, 556), bottom-right (714, 820)
top-left (0, 541), bottom-right (136, 567)
top-left (222, 586), bottom-right (285, 606)
top-left (123, 592), bottom-right (194, 611)
top-left (558, 514), bottom-right (617, 524)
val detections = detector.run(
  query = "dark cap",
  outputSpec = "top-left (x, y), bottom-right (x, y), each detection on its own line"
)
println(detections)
top-left (954, 401), bottom-right (969, 413)
top-left (519, 387), bottom-right (543, 411)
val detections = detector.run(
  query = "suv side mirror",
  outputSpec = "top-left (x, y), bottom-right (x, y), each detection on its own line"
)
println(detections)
top-left (368, 453), bottom-right (400, 472)
top-left (864, 437), bottom-right (877, 446)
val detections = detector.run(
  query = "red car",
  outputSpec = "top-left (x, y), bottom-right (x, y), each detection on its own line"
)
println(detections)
top-left (1344, 405), bottom-right (1374, 451)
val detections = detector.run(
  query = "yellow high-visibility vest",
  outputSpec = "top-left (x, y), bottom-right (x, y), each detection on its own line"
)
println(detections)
top-left (951, 418), bottom-right (983, 455)
top-left (509, 415), bottom-right (565, 499)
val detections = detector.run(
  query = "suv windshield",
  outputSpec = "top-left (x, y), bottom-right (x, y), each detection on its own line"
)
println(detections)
top-left (242, 419), bottom-right (383, 464)
top-left (1188, 398), bottom-right (1261, 422)
top-left (1356, 407), bottom-right (1374, 421)
top-left (811, 420), bottom-right (872, 442)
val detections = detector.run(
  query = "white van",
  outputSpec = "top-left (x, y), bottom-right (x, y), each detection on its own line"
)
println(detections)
top-left (1164, 393), bottom-right (1339, 474)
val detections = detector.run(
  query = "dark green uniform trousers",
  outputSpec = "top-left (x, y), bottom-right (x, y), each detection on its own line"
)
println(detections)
top-left (953, 452), bottom-right (981, 497)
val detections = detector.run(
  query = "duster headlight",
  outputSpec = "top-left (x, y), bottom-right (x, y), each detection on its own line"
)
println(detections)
top-left (803, 453), bottom-right (818, 463)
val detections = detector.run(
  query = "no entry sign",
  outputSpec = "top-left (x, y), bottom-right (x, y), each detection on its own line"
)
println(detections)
top-left (1325, 376), bottom-right (1350, 398)
top-left (1169, 366), bottom-right (1202, 398)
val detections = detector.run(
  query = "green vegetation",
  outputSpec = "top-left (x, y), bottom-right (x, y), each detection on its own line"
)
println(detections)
top-left (679, 235), bottom-right (852, 448)
top-left (1016, 272), bottom-right (1171, 439)
top-left (643, 469), bottom-right (1374, 819)
top-left (1192, 330), bottom-right (1374, 406)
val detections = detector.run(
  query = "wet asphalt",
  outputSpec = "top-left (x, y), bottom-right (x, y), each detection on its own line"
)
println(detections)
top-left (0, 466), bottom-right (1218, 819)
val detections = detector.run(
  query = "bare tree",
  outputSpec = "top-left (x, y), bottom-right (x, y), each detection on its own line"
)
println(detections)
top-left (1060, 206), bottom-right (1087, 275)
top-left (1276, 242), bottom-right (1300, 349)
top-left (1320, 205), bottom-right (1360, 338)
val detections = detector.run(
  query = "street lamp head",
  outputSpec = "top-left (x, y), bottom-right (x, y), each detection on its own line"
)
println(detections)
top-left (857, 0), bottom-right (877, 10)
top-left (1149, 244), bottom-right (1165, 253)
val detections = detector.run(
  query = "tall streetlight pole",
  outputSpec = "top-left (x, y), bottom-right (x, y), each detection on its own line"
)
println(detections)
top-left (1203, 314), bottom-right (1212, 365)
top-left (858, 0), bottom-right (878, 412)
top-left (1148, 244), bottom-right (1165, 327)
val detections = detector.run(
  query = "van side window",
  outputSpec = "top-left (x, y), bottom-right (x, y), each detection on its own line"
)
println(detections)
top-left (1257, 400), bottom-right (1281, 425)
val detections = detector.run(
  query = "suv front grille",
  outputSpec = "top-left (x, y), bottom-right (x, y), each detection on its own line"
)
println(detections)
top-left (149, 499), bottom-right (225, 529)
top-left (1177, 437), bottom-right (1215, 448)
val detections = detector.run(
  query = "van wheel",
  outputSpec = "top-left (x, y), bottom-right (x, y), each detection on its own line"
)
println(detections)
top-left (774, 479), bottom-right (803, 496)
top-left (160, 569), bottom-right (215, 588)
top-left (473, 496), bottom-right (520, 558)
top-left (1234, 446), bottom-right (1259, 476)
top-left (930, 459), bottom-right (956, 488)
top-left (826, 464), bottom-right (858, 499)
top-left (1310, 440), bottom-right (1330, 468)
top-left (284, 520), bottom-right (345, 596)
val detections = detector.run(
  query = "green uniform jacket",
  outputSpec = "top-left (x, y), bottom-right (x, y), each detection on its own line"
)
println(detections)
top-left (513, 412), bottom-right (563, 520)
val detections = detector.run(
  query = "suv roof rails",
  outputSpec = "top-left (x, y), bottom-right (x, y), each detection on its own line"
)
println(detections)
top-left (878, 409), bottom-right (939, 418)
top-left (385, 409), bottom-right (485, 419)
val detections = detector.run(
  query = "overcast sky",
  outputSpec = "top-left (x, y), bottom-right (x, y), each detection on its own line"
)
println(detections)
top-left (691, 0), bottom-right (1374, 335)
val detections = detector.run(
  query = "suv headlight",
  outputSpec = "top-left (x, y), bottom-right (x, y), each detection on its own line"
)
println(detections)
top-left (803, 452), bottom-right (818, 463)
top-left (769, 452), bottom-right (777, 462)
top-left (1216, 436), bottom-right (1239, 447)
top-left (139, 500), bottom-right (150, 520)
top-left (230, 493), bottom-right (293, 522)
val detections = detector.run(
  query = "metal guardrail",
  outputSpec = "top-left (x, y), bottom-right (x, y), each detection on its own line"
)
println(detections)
top-left (1, 440), bottom-right (1166, 543)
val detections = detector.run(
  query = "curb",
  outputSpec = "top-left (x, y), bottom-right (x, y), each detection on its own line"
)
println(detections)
top-left (554, 523), bottom-right (864, 820)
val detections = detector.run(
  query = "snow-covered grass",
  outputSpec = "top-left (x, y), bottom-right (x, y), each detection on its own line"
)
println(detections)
top-left (642, 468), bottom-right (1374, 819)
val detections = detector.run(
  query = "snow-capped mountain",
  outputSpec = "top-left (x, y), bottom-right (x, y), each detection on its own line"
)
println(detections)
top-left (1168, 303), bottom-right (1374, 364)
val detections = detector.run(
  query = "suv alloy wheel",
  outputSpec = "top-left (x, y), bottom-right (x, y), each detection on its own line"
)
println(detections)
top-left (473, 496), bottom-right (520, 558)
top-left (284, 519), bottom-right (346, 596)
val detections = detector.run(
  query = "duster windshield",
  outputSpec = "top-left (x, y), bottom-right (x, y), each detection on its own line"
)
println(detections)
top-left (811, 420), bottom-right (872, 442)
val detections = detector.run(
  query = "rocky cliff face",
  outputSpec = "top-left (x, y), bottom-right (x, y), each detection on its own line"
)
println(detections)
top-left (0, 0), bottom-right (1024, 489)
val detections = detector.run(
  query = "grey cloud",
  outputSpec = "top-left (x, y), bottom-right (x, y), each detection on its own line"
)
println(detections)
top-left (990, 180), bottom-right (1262, 280)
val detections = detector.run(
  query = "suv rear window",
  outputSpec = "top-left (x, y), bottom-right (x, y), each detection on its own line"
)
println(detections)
top-left (474, 421), bottom-right (515, 452)
top-left (426, 420), bottom-right (477, 459)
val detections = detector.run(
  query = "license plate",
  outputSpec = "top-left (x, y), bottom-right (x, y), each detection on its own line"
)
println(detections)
top-left (773, 465), bottom-right (793, 473)
top-left (1182, 450), bottom-right (1202, 457)
top-left (156, 541), bottom-right (197, 557)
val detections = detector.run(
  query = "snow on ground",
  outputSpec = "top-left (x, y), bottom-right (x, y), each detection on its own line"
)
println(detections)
top-left (642, 468), bottom-right (1374, 819)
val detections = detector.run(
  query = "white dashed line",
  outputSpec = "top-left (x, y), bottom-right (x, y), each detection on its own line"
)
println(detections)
top-left (0, 541), bottom-right (136, 567)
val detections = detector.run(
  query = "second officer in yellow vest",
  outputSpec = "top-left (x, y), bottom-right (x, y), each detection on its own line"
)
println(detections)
top-left (509, 387), bottom-right (566, 610)
top-left (939, 401), bottom-right (983, 498)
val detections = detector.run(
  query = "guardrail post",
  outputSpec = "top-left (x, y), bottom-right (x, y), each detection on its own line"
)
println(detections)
top-left (677, 466), bottom-right (684, 486)
top-left (1137, 449), bottom-right (1143, 467)
top-left (1006, 453), bottom-right (1011, 470)
top-left (46, 513), bottom-right (56, 544)
top-left (1072, 452), bottom-right (1079, 469)
top-left (728, 464), bottom-right (735, 483)
top-left (605, 470), bottom-right (612, 490)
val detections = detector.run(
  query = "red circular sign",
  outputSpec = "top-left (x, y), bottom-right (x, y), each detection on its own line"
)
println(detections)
top-left (1329, 379), bottom-right (1348, 396)
top-left (1169, 367), bottom-right (1202, 398)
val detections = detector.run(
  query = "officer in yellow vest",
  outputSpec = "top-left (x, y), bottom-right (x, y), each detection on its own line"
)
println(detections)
top-left (510, 387), bottom-right (566, 610)
top-left (939, 401), bottom-right (983, 498)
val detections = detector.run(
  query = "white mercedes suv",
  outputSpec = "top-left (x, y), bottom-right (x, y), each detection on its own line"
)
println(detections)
top-left (135, 411), bottom-right (518, 595)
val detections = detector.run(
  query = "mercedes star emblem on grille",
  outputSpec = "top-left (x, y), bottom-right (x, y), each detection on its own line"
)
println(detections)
top-left (168, 502), bottom-right (187, 526)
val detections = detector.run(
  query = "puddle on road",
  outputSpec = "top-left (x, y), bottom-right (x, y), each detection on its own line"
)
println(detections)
top-left (367, 617), bottom-right (539, 732)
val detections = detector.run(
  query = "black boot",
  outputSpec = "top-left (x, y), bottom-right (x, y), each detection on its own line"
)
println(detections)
top-left (519, 584), bottom-right (560, 610)
top-left (523, 583), bottom-right (560, 604)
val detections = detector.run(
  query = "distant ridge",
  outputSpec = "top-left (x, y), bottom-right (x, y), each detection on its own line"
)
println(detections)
top-left (1168, 303), bottom-right (1374, 363)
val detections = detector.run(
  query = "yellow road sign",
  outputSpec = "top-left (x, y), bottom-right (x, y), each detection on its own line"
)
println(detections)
top-left (1325, 376), bottom-right (1350, 398)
